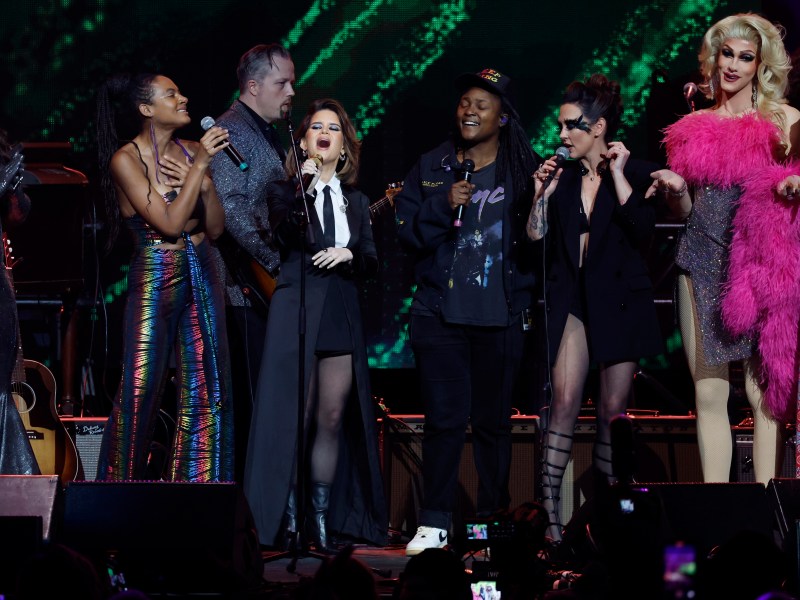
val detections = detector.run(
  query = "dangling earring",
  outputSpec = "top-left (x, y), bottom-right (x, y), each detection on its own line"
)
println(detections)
top-left (339, 149), bottom-right (346, 162)
top-left (751, 81), bottom-right (758, 108)
top-left (708, 72), bottom-right (717, 99)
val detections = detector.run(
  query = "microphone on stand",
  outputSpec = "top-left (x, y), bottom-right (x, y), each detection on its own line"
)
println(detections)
top-left (683, 82), bottom-right (698, 113)
top-left (200, 116), bottom-right (249, 171)
top-left (284, 110), bottom-right (315, 245)
top-left (453, 159), bottom-right (475, 228)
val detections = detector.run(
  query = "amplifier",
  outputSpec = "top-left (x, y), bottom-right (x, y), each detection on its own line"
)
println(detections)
top-left (380, 414), bottom-right (539, 536)
top-left (61, 417), bottom-right (106, 481)
top-left (555, 415), bottom-right (703, 528)
top-left (733, 427), bottom-right (795, 482)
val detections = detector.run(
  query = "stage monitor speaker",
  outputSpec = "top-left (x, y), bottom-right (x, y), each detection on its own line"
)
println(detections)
top-left (647, 482), bottom-right (771, 558)
top-left (734, 427), bottom-right (795, 482)
top-left (0, 475), bottom-right (61, 541)
top-left (60, 481), bottom-right (262, 593)
top-left (382, 414), bottom-right (539, 536)
top-left (559, 416), bottom-right (703, 527)
top-left (767, 478), bottom-right (800, 591)
top-left (61, 417), bottom-right (106, 480)
top-left (0, 516), bottom-right (44, 594)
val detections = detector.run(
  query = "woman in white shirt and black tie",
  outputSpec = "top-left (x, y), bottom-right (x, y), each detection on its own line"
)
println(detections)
top-left (244, 98), bottom-right (387, 552)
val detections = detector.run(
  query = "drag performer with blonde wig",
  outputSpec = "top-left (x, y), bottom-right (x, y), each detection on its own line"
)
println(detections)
top-left (96, 72), bottom-right (234, 481)
top-left (649, 13), bottom-right (800, 481)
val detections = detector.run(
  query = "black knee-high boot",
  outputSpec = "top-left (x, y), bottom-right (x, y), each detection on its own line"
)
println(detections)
top-left (309, 482), bottom-right (332, 552)
top-left (282, 487), bottom-right (298, 549)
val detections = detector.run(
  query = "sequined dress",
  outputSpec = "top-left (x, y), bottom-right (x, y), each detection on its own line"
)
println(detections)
top-left (667, 111), bottom-right (781, 366)
top-left (97, 213), bottom-right (233, 481)
top-left (674, 184), bottom-right (753, 365)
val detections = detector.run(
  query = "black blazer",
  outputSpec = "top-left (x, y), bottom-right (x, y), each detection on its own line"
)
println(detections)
top-left (543, 158), bottom-right (663, 363)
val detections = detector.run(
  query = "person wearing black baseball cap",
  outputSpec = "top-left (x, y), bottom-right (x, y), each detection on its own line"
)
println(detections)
top-left (396, 68), bottom-right (541, 555)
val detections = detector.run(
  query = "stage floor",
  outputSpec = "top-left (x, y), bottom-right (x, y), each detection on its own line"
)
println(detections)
top-left (261, 544), bottom-right (410, 597)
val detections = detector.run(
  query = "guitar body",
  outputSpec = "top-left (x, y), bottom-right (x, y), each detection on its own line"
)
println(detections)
top-left (11, 359), bottom-right (79, 483)
top-left (247, 258), bottom-right (277, 303)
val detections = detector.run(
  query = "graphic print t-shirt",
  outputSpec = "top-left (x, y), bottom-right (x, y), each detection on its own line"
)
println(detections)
top-left (443, 161), bottom-right (508, 326)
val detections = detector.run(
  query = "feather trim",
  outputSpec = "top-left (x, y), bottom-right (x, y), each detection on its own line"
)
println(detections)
top-left (664, 112), bottom-right (780, 188)
top-left (721, 162), bottom-right (800, 420)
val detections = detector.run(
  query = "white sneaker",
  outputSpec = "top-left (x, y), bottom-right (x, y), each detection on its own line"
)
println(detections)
top-left (405, 526), bottom-right (448, 556)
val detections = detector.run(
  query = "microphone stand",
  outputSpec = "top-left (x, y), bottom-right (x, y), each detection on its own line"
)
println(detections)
top-left (261, 115), bottom-right (326, 573)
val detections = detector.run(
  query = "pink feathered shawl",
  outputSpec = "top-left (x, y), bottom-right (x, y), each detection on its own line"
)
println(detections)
top-left (665, 111), bottom-right (800, 421)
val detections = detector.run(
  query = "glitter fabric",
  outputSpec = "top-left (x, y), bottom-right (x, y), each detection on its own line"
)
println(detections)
top-left (209, 102), bottom-right (286, 307)
top-left (666, 112), bottom-right (780, 366)
top-left (675, 184), bottom-right (753, 365)
top-left (97, 215), bottom-right (233, 482)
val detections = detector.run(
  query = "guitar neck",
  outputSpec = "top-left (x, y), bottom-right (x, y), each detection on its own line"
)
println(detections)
top-left (369, 195), bottom-right (395, 218)
top-left (6, 265), bottom-right (25, 384)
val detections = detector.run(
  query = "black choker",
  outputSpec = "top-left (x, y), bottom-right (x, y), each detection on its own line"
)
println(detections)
top-left (580, 160), bottom-right (608, 180)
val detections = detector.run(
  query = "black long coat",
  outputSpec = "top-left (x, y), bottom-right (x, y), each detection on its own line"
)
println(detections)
top-left (543, 159), bottom-right (663, 363)
top-left (243, 180), bottom-right (388, 547)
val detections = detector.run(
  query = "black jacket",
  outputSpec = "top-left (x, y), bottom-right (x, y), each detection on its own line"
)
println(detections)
top-left (543, 158), bottom-right (663, 363)
top-left (396, 140), bottom-right (540, 321)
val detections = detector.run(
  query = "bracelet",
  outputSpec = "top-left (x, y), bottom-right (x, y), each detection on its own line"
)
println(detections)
top-left (668, 182), bottom-right (688, 197)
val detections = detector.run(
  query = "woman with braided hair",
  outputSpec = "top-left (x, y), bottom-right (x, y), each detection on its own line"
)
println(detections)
top-left (95, 73), bottom-right (234, 481)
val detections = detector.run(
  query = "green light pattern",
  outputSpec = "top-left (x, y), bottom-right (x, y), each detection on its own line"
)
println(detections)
top-left (104, 265), bottom-right (129, 304)
top-left (529, 0), bottom-right (723, 155)
top-left (368, 291), bottom-right (414, 368)
top-left (282, 0), bottom-right (337, 48)
top-left (299, 0), bottom-right (388, 87)
top-left (354, 0), bottom-right (468, 138)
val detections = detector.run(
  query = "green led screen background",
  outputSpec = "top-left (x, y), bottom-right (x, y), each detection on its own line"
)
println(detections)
top-left (1, 0), bottom-right (796, 388)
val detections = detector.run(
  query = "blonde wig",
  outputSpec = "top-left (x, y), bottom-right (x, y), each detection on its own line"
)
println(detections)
top-left (698, 13), bottom-right (791, 135)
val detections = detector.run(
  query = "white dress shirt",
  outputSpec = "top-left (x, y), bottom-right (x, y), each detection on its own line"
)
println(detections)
top-left (313, 175), bottom-right (351, 248)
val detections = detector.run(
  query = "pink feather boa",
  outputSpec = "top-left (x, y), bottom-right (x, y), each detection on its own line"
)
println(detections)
top-left (664, 111), bottom-right (779, 187)
top-left (667, 111), bottom-right (800, 421)
top-left (722, 162), bottom-right (800, 421)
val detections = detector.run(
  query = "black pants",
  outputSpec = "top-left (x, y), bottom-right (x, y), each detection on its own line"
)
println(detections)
top-left (410, 313), bottom-right (525, 530)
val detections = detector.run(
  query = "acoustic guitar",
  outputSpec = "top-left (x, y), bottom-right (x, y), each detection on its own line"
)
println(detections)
top-left (4, 234), bottom-right (79, 484)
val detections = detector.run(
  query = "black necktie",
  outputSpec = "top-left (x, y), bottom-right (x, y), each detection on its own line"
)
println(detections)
top-left (322, 185), bottom-right (335, 248)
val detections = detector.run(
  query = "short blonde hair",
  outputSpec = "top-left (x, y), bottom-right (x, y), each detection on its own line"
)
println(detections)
top-left (699, 13), bottom-right (791, 132)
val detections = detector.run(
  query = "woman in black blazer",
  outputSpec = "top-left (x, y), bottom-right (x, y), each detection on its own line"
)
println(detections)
top-left (244, 99), bottom-right (387, 552)
top-left (527, 75), bottom-right (662, 542)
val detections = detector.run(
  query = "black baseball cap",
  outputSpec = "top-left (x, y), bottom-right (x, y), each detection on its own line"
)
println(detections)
top-left (455, 68), bottom-right (515, 108)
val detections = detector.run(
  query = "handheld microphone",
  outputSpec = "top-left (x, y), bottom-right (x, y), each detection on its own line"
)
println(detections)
top-left (200, 116), bottom-right (249, 171)
top-left (301, 154), bottom-right (323, 195)
top-left (453, 159), bottom-right (475, 228)
top-left (683, 82), bottom-right (698, 112)
top-left (542, 147), bottom-right (570, 189)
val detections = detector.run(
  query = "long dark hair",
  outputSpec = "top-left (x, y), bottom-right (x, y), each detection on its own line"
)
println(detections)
top-left (96, 72), bottom-right (157, 249)
top-left (495, 97), bottom-right (539, 197)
